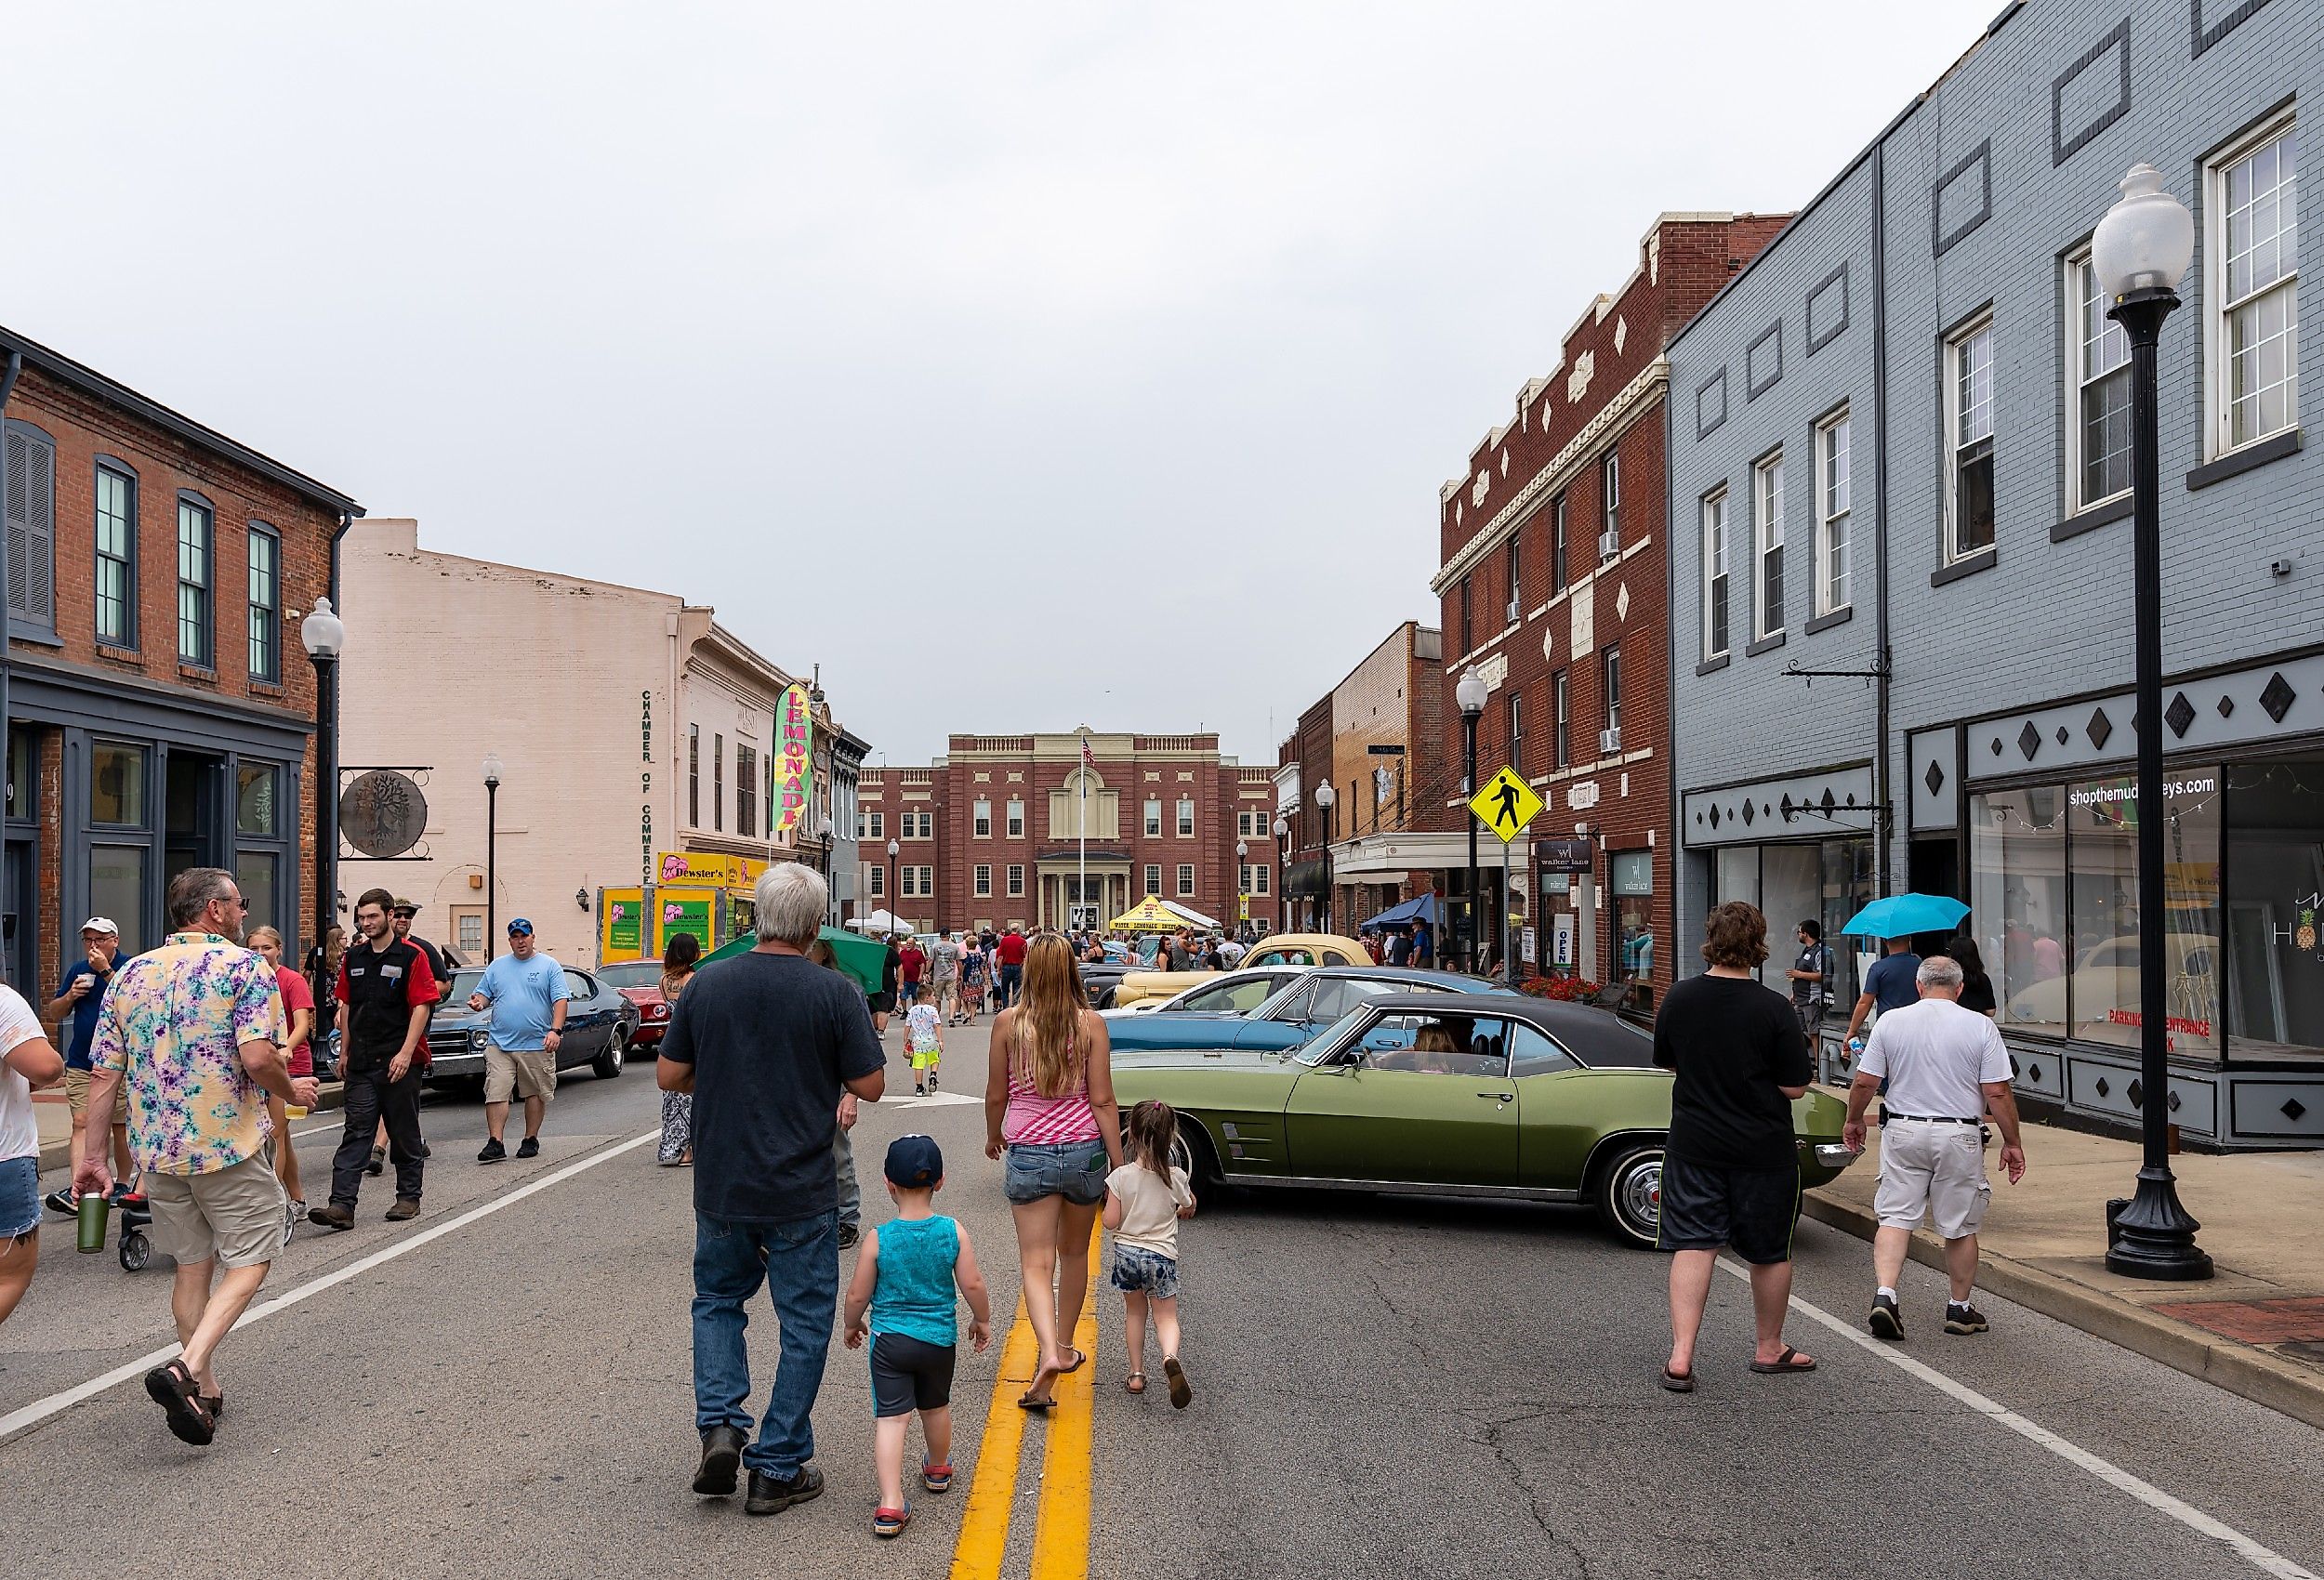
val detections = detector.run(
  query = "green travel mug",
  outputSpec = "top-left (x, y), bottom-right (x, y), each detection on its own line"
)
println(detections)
top-left (75, 1191), bottom-right (109, 1254)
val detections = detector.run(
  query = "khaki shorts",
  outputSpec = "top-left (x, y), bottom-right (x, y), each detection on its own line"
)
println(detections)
top-left (485, 1043), bottom-right (558, 1104)
top-left (1874, 1119), bottom-right (1992, 1240)
top-left (63, 1068), bottom-right (128, 1126)
top-left (146, 1153), bottom-right (288, 1270)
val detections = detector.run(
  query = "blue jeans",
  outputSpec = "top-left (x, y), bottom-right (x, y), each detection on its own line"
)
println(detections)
top-left (692, 1210), bottom-right (838, 1477)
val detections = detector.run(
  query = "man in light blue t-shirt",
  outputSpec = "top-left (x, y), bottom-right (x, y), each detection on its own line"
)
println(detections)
top-left (465, 918), bottom-right (570, 1164)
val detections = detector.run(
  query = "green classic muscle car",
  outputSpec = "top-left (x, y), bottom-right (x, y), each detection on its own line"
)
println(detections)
top-left (1111, 991), bottom-right (1856, 1247)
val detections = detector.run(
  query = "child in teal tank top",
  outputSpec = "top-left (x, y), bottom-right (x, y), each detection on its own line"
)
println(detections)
top-left (843, 1135), bottom-right (994, 1540)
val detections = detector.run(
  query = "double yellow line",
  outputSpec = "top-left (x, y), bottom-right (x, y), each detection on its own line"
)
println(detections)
top-left (949, 1221), bottom-right (1100, 1580)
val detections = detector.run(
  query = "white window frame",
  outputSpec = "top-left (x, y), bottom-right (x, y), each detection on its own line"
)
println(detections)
top-left (1143, 797), bottom-right (1161, 836)
top-left (1176, 797), bottom-right (1195, 836)
top-left (1700, 488), bottom-right (1729, 661)
top-left (1752, 449), bottom-right (1785, 639)
top-left (2064, 250), bottom-right (2133, 512)
top-left (867, 864), bottom-right (885, 897)
top-left (1251, 864), bottom-right (1270, 895)
top-left (1144, 863), bottom-right (1162, 896)
top-left (2207, 112), bottom-right (2300, 458)
top-left (1943, 313), bottom-right (1997, 563)
top-left (972, 798), bottom-right (992, 837)
top-left (1007, 862), bottom-right (1025, 897)
top-left (1177, 862), bottom-right (1196, 897)
top-left (1006, 798), bottom-right (1024, 837)
top-left (1600, 454), bottom-right (1620, 559)
top-left (1816, 410), bottom-right (1852, 616)
top-left (974, 863), bottom-right (992, 897)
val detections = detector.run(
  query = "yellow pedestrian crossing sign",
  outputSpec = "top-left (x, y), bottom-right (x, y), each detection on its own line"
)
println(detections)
top-left (1470, 766), bottom-right (1542, 843)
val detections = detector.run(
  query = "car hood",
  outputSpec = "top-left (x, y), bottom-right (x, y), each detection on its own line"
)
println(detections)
top-left (1103, 1011), bottom-right (1252, 1047)
top-left (430, 1002), bottom-right (489, 1034)
top-left (1110, 1046), bottom-right (1297, 1074)
top-left (616, 986), bottom-right (666, 1007)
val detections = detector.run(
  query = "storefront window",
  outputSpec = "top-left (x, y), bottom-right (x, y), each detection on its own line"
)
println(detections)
top-left (1820, 837), bottom-right (1874, 1009)
top-left (6, 728), bottom-right (32, 822)
top-left (91, 743), bottom-right (146, 827)
top-left (2225, 760), bottom-right (2324, 1061)
top-left (1714, 848), bottom-right (1758, 912)
top-left (2067, 771), bottom-right (2221, 1054)
top-left (90, 847), bottom-right (145, 954)
top-left (1612, 850), bottom-right (1654, 981)
top-left (237, 851), bottom-right (278, 936)
top-left (236, 764), bottom-right (278, 836)
top-left (1972, 786), bottom-right (2068, 1037)
top-left (1759, 844), bottom-right (1821, 995)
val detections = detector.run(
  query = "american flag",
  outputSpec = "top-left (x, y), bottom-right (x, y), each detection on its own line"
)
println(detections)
top-left (1080, 733), bottom-right (1095, 772)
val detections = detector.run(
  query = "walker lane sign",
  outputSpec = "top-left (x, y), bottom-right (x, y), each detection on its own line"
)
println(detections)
top-left (1469, 766), bottom-right (1542, 844)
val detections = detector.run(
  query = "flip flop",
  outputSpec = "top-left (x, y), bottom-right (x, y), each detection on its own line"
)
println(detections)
top-left (1058, 1347), bottom-right (1086, 1375)
top-left (1163, 1356), bottom-right (1192, 1410)
top-left (143, 1360), bottom-right (216, 1445)
top-left (1659, 1366), bottom-right (1695, 1392)
top-left (1749, 1346), bottom-right (1817, 1374)
top-left (1016, 1392), bottom-right (1058, 1413)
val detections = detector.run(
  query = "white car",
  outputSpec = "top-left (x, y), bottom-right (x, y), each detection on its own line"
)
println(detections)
top-left (1102, 965), bottom-right (1312, 1017)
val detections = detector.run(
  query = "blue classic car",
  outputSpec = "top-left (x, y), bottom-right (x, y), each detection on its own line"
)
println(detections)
top-left (1102, 967), bottom-right (1514, 1058)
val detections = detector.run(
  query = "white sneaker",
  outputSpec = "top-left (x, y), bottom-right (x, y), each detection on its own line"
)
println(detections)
top-left (283, 1198), bottom-right (303, 1247)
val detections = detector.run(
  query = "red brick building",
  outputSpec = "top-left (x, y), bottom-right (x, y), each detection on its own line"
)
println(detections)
top-left (854, 732), bottom-right (1276, 934)
top-left (1, 324), bottom-right (360, 994)
top-left (1429, 214), bottom-right (1786, 1001)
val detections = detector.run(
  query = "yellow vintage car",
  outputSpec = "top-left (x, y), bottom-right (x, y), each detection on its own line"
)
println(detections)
top-left (1110, 932), bottom-right (1377, 1009)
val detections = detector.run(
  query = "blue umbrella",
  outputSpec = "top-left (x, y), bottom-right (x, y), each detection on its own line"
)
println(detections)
top-left (1837, 893), bottom-right (1969, 940)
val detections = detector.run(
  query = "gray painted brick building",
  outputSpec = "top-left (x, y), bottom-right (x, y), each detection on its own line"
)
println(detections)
top-left (1667, 0), bottom-right (2322, 1146)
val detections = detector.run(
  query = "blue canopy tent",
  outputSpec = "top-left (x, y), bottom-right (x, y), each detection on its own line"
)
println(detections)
top-left (1360, 893), bottom-right (1439, 929)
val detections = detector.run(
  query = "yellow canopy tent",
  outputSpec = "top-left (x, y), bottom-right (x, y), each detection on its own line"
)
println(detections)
top-left (1109, 895), bottom-right (1183, 932)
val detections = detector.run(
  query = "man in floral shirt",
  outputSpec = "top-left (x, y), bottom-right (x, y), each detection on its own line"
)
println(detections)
top-left (75, 867), bottom-right (315, 1446)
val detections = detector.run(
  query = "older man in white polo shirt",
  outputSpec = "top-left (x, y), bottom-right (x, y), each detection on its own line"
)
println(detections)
top-left (1842, 955), bottom-right (2027, 1341)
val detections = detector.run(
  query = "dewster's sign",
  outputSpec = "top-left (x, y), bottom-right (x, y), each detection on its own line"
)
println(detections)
top-left (774, 682), bottom-right (813, 837)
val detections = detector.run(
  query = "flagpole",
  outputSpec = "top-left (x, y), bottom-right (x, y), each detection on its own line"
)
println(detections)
top-left (1078, 733), bottom-right (1089, 933)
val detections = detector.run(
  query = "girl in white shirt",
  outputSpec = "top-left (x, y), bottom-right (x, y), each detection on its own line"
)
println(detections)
top-left (1103, 1099), bottom-right (1197, 1407)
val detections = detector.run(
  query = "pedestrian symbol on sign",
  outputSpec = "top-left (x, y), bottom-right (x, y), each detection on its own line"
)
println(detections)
top-left (1468, 767), bottom-right (1543, 844)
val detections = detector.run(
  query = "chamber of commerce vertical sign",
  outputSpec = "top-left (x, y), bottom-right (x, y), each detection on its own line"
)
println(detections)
top-left (640, 690), bottom-right (654, 887)
top-left (774, 682), bottom-right (813, 837)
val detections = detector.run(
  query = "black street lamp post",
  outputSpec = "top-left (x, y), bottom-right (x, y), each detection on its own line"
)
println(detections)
top-left (2092, 163), bottom-right (2211, 1281)
top-left (299, 597), bottom-right (345, 973)
top-left (1273, 816), bottom-right (1288, 934)
top-left (1314, 783), bottom-right (1335, 935)
top-left (482, 753), bottom-right (503, 960)
top-left (887, 837), bottom-right (900, 930)
top-left (1457, 667), bottom-right (1487, 973)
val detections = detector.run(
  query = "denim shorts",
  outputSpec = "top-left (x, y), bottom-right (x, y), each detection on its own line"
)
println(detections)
top-left (1002, 1139), bottom-right (1109, 1205)
top-left (0, 1154), bottom-right (40, 1241)
top-left (1110, 1244), bottom-right (1180, 1299)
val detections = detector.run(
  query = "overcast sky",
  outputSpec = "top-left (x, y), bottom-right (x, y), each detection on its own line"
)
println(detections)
top-left (3, 2), bottom-right (2002, 766)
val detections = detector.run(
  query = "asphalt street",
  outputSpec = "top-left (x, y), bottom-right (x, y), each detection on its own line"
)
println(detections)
top-left (2, 1018), bottom-right (2320, 1579)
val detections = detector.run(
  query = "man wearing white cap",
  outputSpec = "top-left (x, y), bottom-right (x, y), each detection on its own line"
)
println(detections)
top-left (43, 917), bottom-right (130, 1216)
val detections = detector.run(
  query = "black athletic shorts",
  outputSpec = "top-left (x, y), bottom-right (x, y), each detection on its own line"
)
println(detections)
top-left (1656, 1156), bottom-right (1800, 1266)
top-left (869, 1332), bottom-right (956, 1418)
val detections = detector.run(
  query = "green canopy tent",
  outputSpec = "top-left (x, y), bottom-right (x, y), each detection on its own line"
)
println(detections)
top-left (701, 926), bottom-right (886, 996)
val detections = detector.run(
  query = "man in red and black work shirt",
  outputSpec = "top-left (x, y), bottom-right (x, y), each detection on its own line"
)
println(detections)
top-left (311, 888), bottom-right (439, 1231)
top-left (995, 926), bottom-right (1028, 1008)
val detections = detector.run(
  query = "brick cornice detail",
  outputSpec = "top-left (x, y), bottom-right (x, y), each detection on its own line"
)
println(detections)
top-left (1431, 358), bottom-right (1668, 595)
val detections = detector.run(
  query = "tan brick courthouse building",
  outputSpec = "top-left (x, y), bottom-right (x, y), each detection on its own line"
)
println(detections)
top-left (1, 325), bottom-right (357, 994)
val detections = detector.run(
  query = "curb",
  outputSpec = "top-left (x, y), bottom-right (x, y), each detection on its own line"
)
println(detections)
top-left (1802, 1192), bottom-right (2324, 1433)
top-left (34, 1082), bottom-right (349, 1175)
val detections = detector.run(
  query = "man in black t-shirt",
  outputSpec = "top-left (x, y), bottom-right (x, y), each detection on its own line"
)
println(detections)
top-left (316, 889), bottom-right (439, 1231)
top-left (1653, 901), bottom-right (1816, 1392)
top-left (659, 864), bottom-right (884, 1515)
top-left (1785, 920), bottom-right (1834, 1043)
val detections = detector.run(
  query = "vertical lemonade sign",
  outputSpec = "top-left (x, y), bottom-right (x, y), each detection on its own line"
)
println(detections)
top-left (774, 682), bottom-right (814, 839)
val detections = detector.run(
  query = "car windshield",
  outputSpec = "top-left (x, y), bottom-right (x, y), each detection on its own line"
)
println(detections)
top-left (594, 962), bottom-right (664, 989)
top-left (1293, 1006), bottom-right (1379, 1066)
top-left (447, 968), bottom-right (485, 1000)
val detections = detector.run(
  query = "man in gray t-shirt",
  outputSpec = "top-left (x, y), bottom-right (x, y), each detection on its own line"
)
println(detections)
top-left (1842, 955), bottom-right (2027, 1344)
top-left (930, 930), bottom-right (963, 1024)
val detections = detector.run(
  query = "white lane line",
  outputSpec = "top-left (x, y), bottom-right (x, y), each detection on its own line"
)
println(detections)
top-left (1715, 1259), bottom-right (2318, 1580)
top-left (0, 1128), bottom-right (658, 1445)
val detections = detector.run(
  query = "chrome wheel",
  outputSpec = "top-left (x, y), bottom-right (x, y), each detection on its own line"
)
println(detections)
top-left (1596, 1143), bottom-right (1665, 1248)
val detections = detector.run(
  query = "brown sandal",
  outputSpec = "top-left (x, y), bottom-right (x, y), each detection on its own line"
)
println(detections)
top-left (143, 1360), bottom-right (216, 1445)
top-left (1126, 1372), bottom-right (1146, 1394)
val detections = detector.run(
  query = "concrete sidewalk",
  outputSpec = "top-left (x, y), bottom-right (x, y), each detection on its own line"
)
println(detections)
top-left (1806, 1106), bottom-right (2324, 1429)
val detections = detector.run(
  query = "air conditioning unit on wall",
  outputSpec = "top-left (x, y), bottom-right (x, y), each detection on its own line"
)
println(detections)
top-left (1599, 727), bottom-right (1622, 756)
top-left (1598, 532), bottom-right (1620, 562)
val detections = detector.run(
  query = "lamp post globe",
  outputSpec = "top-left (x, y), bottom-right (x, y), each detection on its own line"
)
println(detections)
top-left (886, 838), bottom-right (901, 930)
top-left (1457, 666), bottom-right (1486, 972)
top-left (2092, 164), bottom-right (2210, 1281)
top-left (301, 598), bottom-right (346, 981)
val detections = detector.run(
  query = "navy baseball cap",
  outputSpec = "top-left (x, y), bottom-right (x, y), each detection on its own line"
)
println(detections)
top-left (507, 917), bottom-right (534, 936)
top-left (884, 1135), bottom-right (944, 1189)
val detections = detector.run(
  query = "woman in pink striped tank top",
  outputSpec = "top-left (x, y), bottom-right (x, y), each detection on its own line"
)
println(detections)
top-left (984, 933), bottom-right (1121, 1411)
